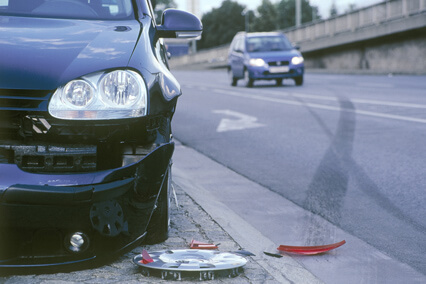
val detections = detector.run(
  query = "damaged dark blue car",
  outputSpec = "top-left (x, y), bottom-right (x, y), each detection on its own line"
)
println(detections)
top-left (0, 0), bottom-right (202, 270)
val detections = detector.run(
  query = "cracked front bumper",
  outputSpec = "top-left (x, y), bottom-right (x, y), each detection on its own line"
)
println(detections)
top-left (0, 142), bottom-right (174, 271)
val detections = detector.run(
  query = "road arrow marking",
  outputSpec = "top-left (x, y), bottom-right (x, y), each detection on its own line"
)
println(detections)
top-left (213, 109), bottom-right (265, 132)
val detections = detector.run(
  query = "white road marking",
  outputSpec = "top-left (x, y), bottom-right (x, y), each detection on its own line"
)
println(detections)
top-left (357, 82), bottom-right (393, 88)
top-left (195, 83), bottom-right (426, 109)
top-left (287, 92), bottom-right (426, 109)
top-left (213, 109), bottom-right (265, 132)
top-left (213, 89), bottom-right (426, 124)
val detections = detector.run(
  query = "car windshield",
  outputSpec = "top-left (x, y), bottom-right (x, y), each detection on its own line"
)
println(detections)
top-left (0, 0), bottom-right (134, 20)
top-left (246, 36), bottom-right (293, 52)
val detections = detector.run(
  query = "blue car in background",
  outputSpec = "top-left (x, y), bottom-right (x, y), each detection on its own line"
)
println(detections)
top-left (0, 0), bottom-right (201, 271)
top-left (228, 32), bottom-right (304, 87)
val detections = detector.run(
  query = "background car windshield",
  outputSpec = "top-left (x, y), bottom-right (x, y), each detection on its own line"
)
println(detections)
top-left (0, 0), bottom-right (134, 20)
top-left (246, 36), bottom-right (293, 52)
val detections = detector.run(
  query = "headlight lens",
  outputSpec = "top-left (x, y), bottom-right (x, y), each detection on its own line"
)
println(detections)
top-left (49, 70), bottom-right (147, 120)
top-left (249, 58), bottom-right (266, 67)
top-left (63, 80), bottom-right (94, 108)
top-left (291, 56), bottom-right (304, 65)
top-left (100, 71), bottom-right (141, 108)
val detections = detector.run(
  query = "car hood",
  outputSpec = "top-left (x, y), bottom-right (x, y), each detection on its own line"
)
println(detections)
top-left (248, 49), bottom-right (300, 61)
top-left (0, 16), bottom-right (141, 90)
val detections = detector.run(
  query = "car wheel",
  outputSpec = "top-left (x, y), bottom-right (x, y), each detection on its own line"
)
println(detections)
top-left (294, 76), bottom-right (303, 86)
top-left (143, 165), bottom-right (171, 244)
top-left (244, 69), bottom-right (254, 88)
top-left (276, 79), bottom-right (283, 86)
top-left (228, 68), bottom-right (237, 86)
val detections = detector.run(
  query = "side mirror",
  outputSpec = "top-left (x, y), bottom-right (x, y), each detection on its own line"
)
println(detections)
top-left (157, 9), bottom-right (203, 39)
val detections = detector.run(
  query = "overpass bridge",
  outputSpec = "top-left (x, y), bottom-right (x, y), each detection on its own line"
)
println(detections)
top-left (169, 0), bottom-right (426, 74)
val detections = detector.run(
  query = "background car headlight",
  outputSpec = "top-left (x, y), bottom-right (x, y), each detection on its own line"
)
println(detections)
top-left (291, 56), bottom-right (304, 65)
top-left (249, 58), bottom-right (266, 67)
top-left (49, 70), bottom-right (147, 120)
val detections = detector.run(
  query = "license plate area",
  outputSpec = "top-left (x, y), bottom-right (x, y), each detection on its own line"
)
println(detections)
top-left (269, 66), bottom-right (289, 73)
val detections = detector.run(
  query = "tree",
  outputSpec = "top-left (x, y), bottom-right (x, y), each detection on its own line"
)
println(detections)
top-left (197, 0), bottom-right (321, 49)
top-left (345, 4), bottom-right (357, 13)
top-left (252, 0), bottom-right (320, 32)
top-left (278, 0), bottom-right (320, 29)
top-left (198, 1), bottom-right (246, 50)
top-left (329, 2), bottom-right (338, 17)
top-left (253, 0), bottom-right (279, 32)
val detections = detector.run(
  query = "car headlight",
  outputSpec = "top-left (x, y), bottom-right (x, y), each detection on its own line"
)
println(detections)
top-left (291, 56), bottom-right (304, 65)
top-left (249, 58), bottom-right (266, 67)
top-left (63, 80), bottom-right (95, 108)
top-left (49, 70), bottom-right (147, 120)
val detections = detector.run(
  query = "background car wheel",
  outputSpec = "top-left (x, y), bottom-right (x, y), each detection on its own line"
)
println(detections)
top-left (244, 69), bottom-right (254, 88)
top-left (294, 76), bottom-right (304, 86)
top-left (276, 79), bottom-right (283, 86)
top-left (228, 68), bottom-right (237, 86)
top-left (143, 165), bottom-right (171, 245)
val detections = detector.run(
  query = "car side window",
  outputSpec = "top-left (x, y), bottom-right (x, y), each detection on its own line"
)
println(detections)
top-left (234, 39), bottom-right (241, 52)
top-left (233, 38), bottom-right (244, 53)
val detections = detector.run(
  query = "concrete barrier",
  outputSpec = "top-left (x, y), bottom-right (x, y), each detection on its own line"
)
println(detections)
top-left (169, 44), bottom-right (229, 70)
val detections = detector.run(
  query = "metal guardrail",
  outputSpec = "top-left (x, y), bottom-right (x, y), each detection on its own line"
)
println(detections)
top-left (283, 0), bottom-right (426, 43)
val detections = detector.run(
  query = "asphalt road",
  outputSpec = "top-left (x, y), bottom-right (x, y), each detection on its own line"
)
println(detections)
top-left (171, 70), bottom-right (426, 281)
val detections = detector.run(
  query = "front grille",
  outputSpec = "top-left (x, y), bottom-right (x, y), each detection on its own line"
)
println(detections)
top-left (0, 89), bottom-right (52, 111)
top-left (268, 60), bottom-right (289, 66)
top-left (1, 144), bottom-right (98, 172)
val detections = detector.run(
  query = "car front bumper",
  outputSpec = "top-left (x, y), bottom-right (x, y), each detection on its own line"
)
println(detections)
top-left (0, 142), bottom-right (174, 271)
top-left (248, 65), bottom-right (304, 80)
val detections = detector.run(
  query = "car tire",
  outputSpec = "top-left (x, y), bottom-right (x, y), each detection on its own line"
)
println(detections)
top-left (143, 166), bottom-right (171, 245)
top-left (228, 68), bottom-right (237, 86)
top-left (294, 76), bottom-right (303, 86)
top-left (276, 79), bottom-right (283, 86)
top-left (244, 69), bottom-right (254, 88)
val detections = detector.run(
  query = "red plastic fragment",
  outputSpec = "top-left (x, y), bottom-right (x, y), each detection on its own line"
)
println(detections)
top-left (277, 240), bottom-right (346, 255)
top-left (140, 249), bottom-right (154, 264)
top-left (189, 239), bottom-right (218, 250)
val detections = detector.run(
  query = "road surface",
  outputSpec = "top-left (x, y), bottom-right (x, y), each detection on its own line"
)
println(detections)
top-left (171, 70), bottom-right (426, 283)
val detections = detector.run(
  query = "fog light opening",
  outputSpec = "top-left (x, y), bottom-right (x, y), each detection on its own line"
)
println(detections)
top-left (66, 232), bottom-right (90, 253)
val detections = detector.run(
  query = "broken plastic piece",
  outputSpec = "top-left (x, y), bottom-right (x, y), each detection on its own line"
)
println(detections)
top-left (190, 239), bottom-right (219, 250)
top-left (277, 240), bottom-right (346, 255)
top-left (140, 249), bottom-right (154, 264)
top-left (263, 251), bottom-right (283, 258)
